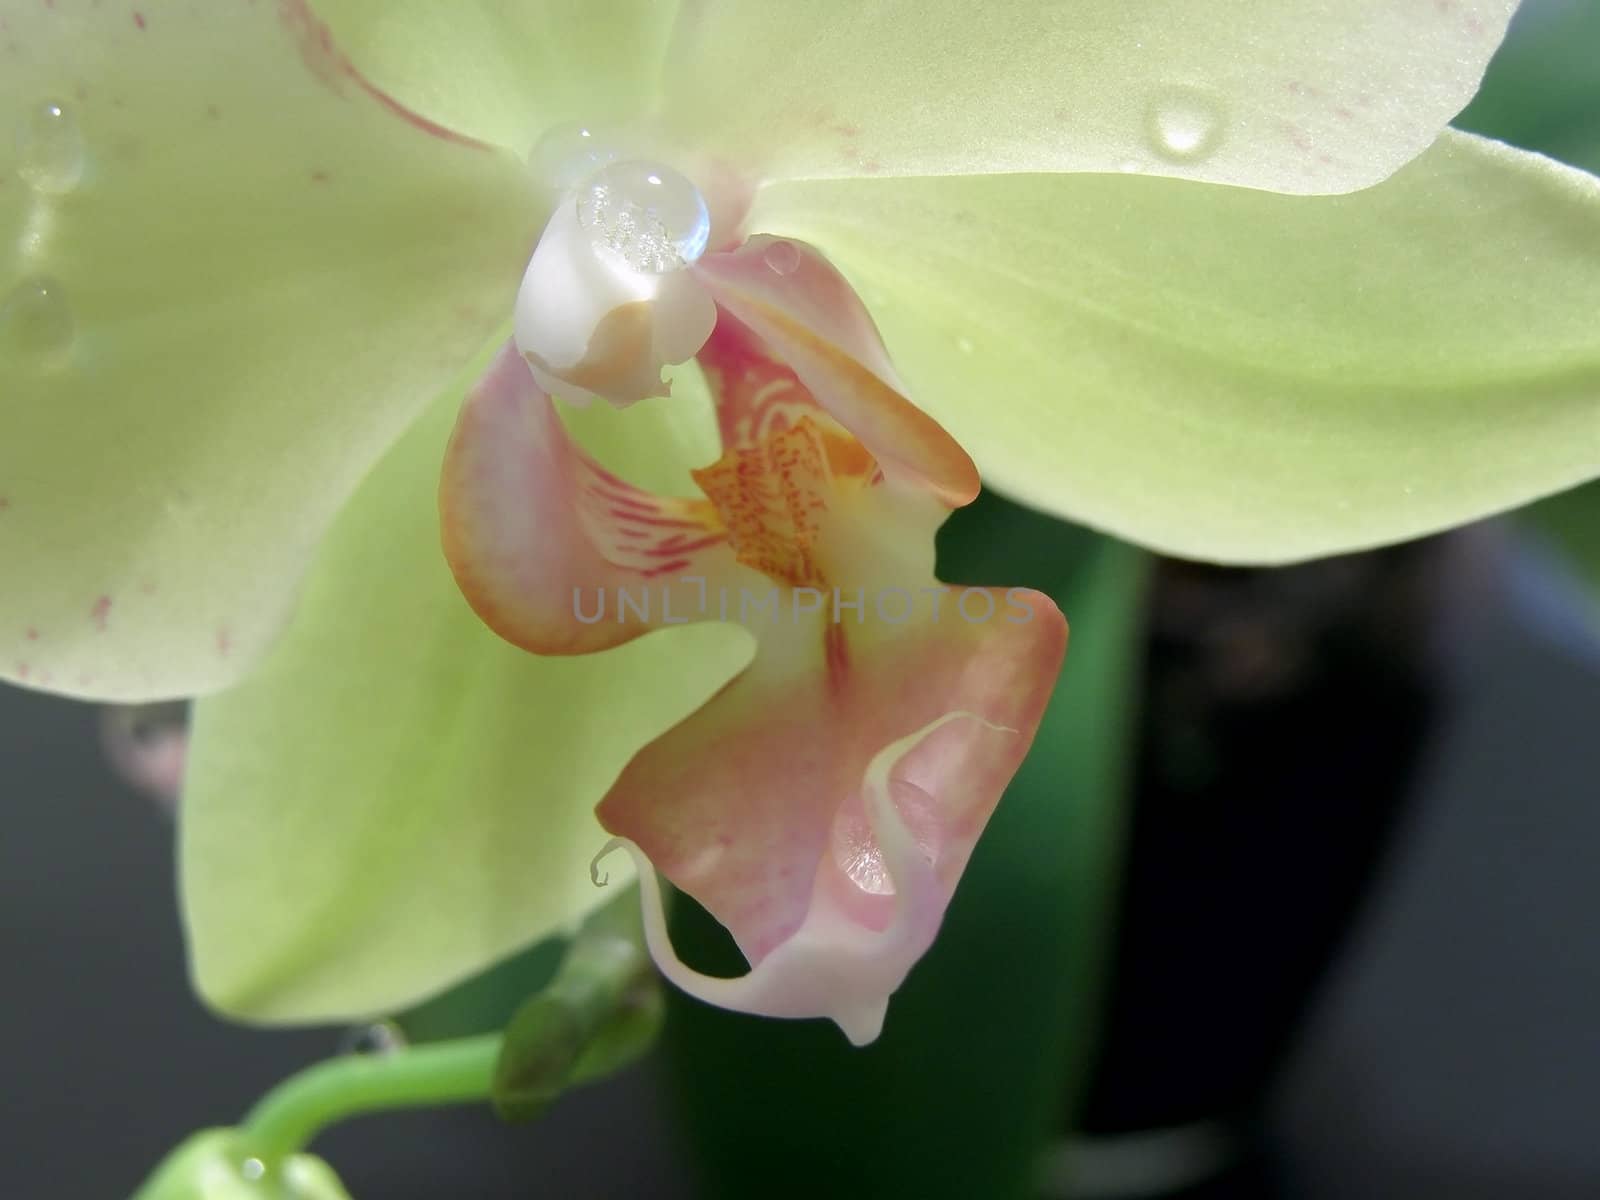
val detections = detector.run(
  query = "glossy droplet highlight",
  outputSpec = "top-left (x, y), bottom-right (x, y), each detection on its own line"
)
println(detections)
top-left (16, 101), bottom-right (85, 194)
top-left (762, 239), bottom-right (802, 276)
top-left (1145, 87), bottom-right (1225, 164)
top-left (338, 1019), bottom-right (407, 1056)
top-left (576, 161), bottom-right (710, 275)
top-left (0, 277), bottom-right (74, 366)
top-left (529, 121), bottom-right (619, 195)
top-left (832, 779), bottom-right (943, 897)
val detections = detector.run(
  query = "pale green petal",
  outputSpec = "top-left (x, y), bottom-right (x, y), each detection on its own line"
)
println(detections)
top-left (0, 2), bottom-right (541, 700)
top-left (311, 0), bottom-right (681, 153)
top-left (660, 0), bottom-right (1514, 193)
top-left (753, 131), bottom-right (1600, 563)
top-left (182, 376), bottom-right (752, 1023)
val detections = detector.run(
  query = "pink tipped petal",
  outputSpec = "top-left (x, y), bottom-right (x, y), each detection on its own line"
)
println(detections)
top-left (695, 237), bottom-right (979, 505)
top-left (440, 342), bottom-right (734, 654)
top-left (596, 592), bottom-right (1067, 1042)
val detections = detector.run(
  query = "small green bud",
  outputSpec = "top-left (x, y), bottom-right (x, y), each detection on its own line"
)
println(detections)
top-left (131, 1129), bottom-right (350, 1200)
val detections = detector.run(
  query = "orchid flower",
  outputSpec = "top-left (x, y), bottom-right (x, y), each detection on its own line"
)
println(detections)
top-left (4, 0), bottom-right (1600, 1040)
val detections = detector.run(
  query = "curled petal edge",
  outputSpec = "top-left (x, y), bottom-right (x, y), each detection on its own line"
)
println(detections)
top-left (595, 711), bottom-right (1015, 1046)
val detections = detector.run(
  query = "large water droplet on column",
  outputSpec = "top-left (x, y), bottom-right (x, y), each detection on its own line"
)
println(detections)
top-left (17, 100), bottom-right (85, 194)
top-left (1, 277), bottom-right (74, 367)
top-left (1145, 86), bottom-right (1225, 164)
top-left (575, 161), bottom-right (710, 275)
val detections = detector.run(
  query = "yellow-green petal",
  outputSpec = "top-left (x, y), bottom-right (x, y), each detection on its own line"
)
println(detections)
top-left (181, 375), bottom-right (751, 1023)
top-left (0, 1), bottom-right (541, 700)
top-left (310, 0), bottom-right (682, 153)
top-left (660, 0), bottom-right (1515, 193)
top-left (753, 131), bottom-right (1600, 564)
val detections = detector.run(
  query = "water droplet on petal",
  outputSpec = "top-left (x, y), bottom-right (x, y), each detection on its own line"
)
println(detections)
top-left (528, 121), bottom-right (619, 194)
top-left (17, 100), bottom-right (84, 194)
top-left (1, 277), bottom-right (74, 367)
top-left (831, 779), bottom-right (943, 897)
top-left (762, 239), bottom-right (802, 276)
top-left (239, 1157), bottom-right (267, 1182)
top-left (576, 160), bottom-right (710, 275)
top-left (1145, 86), bottom-right (1225, 164)
top-left (338, 1019), bottom-right (407, 1057)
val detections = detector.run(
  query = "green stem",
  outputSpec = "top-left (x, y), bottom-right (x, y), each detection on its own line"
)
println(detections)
top-left (242, 1033), bottom-right (502, 1162)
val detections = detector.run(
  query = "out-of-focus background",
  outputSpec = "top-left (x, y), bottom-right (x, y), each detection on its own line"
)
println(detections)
top-left (4, 2), bottom-right (1599, 1196)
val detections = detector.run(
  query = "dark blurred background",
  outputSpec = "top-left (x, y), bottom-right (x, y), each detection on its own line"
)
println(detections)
top-left (3, 514), bottom-right (1598, 1199)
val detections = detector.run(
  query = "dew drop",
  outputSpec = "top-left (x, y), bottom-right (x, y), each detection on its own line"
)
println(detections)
top-left (338, 1019), bottom-right (408, 1057)
top-left (762, 238), bottom-right (802, 276)
top-left (576, 160), bottom-right (710, 275)
top-left (1145, 86), bottom-right (1225, 164)
top-left (239, 1158), bottom-right (267, 1182)
top-left (16, 100), bottom-right (85, 194)
top-left (831, 779), bottom-right (943, 897)
top-left (101, 701), bottom-right (188, 810)
top-left (528, 121), bottom-right (618, 195)
top-left (0, 277), bottom-right (74, 367)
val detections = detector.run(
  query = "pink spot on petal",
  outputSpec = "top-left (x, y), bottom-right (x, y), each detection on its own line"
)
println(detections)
top-left (15, 662), bottom-right (30, 680)
top-left (25, 628), bottom-right (38, 641)
top-left (133, 10), bottom-right (146, 29)
top-left (215, 628), bottom-right (233, 657)
top-left (310, 168), bottom-right (330, 183)
top-left (91, 595), bottom-right (112, 631)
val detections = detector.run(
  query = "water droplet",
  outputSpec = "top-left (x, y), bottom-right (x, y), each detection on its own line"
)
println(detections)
top-left (239, 1158), bottom-right (267, 1182)
top-left (528, 121), bottom-right (618, 194)
top-left (762, 239), bottom-right (802, 276)
top-left (17, 100), bottom-right (84, 194)
top-left (576, 160), bottom-right (710, 274)
top-left (101, 701), bottom-right (188, 809)
top-left (0, 277), bottom-right (74, 367)
top-left (1145, 86), bottom-right (1225, 164)
top-left (338, 1019), bottom-right (407, 1057)
top-left (831, 779), bottom-right (943, 896)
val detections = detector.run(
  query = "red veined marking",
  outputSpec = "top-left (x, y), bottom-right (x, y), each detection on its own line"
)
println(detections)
top-left (823, 622), bottom-right (849, 694)
top-left (639, 534), bottom-right (724, 558)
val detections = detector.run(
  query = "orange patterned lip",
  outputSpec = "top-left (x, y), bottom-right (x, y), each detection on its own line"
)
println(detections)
top-left (682, 303), bottom-right (886, 590)
top-left (692, 416), bottom-right (829, 589)
top-left (692, 414), bottom-right (879, 590)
